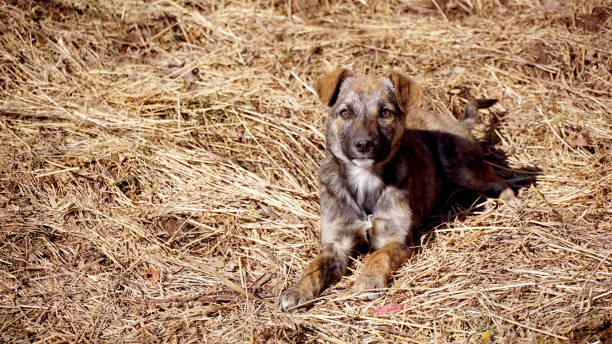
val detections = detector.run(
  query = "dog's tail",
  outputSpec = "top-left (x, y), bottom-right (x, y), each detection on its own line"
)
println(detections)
top-left (463, 99), bottom-right (498, 129)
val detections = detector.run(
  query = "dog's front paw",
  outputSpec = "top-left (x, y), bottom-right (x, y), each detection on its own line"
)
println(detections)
top-left (278, 286), bottom-right (314, 311)
top-left (352, 274), bottom-right (386, 301)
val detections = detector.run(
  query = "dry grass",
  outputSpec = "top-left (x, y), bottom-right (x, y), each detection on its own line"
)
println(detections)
top-left (1, 0), bottom-right (611, 342)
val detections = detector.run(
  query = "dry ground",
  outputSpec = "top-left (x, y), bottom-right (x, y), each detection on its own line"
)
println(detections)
top-left (1, 0), bottom-right (611, 343)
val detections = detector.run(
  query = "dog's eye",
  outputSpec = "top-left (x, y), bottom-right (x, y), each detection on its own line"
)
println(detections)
top-left (380, 109), bottom-right (393, 119)
top-left (340, 109), bottom-right (351, 118)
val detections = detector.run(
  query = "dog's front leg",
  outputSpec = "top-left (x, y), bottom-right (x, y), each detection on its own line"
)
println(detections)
top-left (352, 239), bottom-right (412, 300)
top-left (353, 190), bottom-right (415, 300)
top-left (278, 241), bottom-right (351, 310)
top-left (279, 179), bottom-right (367, 311)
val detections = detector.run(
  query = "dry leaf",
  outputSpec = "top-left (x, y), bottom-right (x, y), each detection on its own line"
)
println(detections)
top-left (567, 134), bottom-right (588, 148)
top-left (250, 272), bottom-right (273, 291)
top-left (224, 260), bottom-right (237, 272)
top-left (372, 302), bottom-right (405, 316)
top-left (145, 268), bottom-right (160, 283)
top-left (482, 329), bottom-right (491, 343)
top-left (576, 7), bottom-right (611, 32)
top-left (165, 61), bottom-right (201, 81)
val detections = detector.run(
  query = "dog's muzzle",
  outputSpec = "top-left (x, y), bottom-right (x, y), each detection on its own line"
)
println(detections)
top-left (352, 158), bottom-right (375, 168)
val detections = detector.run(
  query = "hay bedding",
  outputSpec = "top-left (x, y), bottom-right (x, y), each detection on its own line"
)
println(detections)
top-left (0, 0), bottom-right (610, 342)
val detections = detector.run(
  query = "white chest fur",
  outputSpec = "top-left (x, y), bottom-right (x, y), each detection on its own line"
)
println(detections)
top-left (347, 163), bottom-right (383, 206)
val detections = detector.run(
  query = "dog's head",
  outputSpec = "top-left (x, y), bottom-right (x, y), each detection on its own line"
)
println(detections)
top-left (315, 69), bottom-right (421, 167)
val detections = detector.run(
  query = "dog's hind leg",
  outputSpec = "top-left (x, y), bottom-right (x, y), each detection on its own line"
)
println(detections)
top-left (438, 100), bottom-right (522, 208)
top-left (451, 158), bottom-right (522, 208)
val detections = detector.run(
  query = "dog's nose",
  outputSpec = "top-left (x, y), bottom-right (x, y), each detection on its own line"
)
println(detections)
top-left (354, 139), bottom-right (373, 153)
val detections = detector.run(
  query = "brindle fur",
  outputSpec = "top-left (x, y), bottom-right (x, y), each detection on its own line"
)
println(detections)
top-left (278, 69), bottom-right (520, 310)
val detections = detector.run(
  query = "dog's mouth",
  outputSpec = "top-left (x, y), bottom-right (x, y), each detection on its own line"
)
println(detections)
top-left (352, 158), bottom-right (375, 168)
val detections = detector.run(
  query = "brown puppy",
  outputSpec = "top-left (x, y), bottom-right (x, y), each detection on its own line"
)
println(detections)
top-left (278, 69), bottom-right (520, 310)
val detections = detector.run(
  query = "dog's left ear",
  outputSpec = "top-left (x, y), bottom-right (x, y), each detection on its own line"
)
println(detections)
top-left (387, 71), bottom-right (422, 112)
top-left (315, 69), bottom-right (351, 107)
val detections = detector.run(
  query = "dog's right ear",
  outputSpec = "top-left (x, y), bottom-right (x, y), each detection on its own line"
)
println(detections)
top-left (314, 69), bottom-right (351, 107)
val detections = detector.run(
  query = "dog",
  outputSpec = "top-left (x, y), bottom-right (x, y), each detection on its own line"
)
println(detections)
top-left (278, 69), bottom-right (520, 311)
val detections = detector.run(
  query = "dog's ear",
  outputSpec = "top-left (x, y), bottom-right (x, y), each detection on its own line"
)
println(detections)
top-left (387, 71), bottom-right (422, 112)
top-left (315, 69), bottom-right (351, 107)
